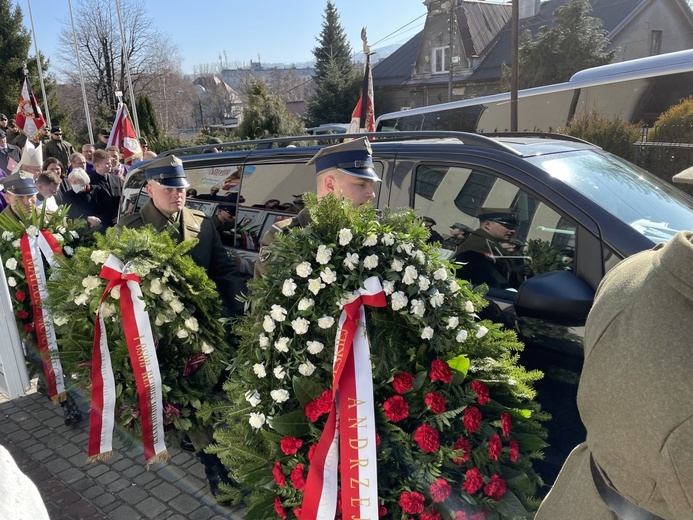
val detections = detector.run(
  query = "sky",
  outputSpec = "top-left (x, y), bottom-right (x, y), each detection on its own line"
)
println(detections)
top-left (13, 0), bottom-right (429, 74)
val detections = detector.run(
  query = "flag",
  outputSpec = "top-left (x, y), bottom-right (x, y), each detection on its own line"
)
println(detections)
top-left (107, 103), bottom-right (142, 164)
top-left (346, 52), bottom-right (375, 135)
top-left (15, 77), bottom-right (46, 141)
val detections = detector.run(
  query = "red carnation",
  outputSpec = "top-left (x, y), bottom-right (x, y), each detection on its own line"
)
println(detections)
top-left (383, 395), bottom-right (409, 422)
top-left (398, 490), bottom-right (425, 514)
top-left (17, 310), bottom-right (29, 319)
top-left (420, 511), bottom-right (442, 520)
top-left (500, 412), bottom-right (512, 437)
top-left (483, 474), bottom-right (507, 500)
top-left (461, 467), bottom-right (484, 495)
top-left (509, 439), bottom-right (520, 462)
top-left (425, 392), bottom-right (446, 414)
top-left (305, 390), bottom-right (333, 422)
top-left (429, 359), bottom-right (452, 383)
top-left (429, 477), bottom-right (452, 503)
top-left (463, 407), bottom-right (482, 433)
top-left (452, 437), bottom-right (471, 464)
top-left (470, 381), bottom-right (490, 405)
top-left (392, 372), bottom-right (414, 393)
top-left (307, 443), bottom-right (318, 462)
top-left (413, 424), bottom-right (440, 453)
top-left (162, 401), bottom-right (181, 418)
top-left (272, 461), bottom-right (286, 487)
top-left (290, 463), bottom-right (306, 490)
top-left (280, 437), bottom-right (303, 455)
top-left (488, 434), bottom-right (502, 461)
top-left (379, 505), bottom-right (387, 517)
top-left (23, 323), bottom-right (34, 332)
top-left (454, 512), bottom-right (469, 520)
top-left (293, 508), bottom-right (302, 519)
top-left (274, 496), bottom-right (287, 519)
top-left (14, 291), bottom-right (26, 302)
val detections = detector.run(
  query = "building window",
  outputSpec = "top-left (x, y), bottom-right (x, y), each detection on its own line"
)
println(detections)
top-left (650, 30), bottom-right (662, 56)
top-left (432, 46), bottom-right (449, 74)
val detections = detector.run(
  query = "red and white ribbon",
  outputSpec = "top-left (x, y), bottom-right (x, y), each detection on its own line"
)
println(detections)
top-left (89, 254), bottom-right (167, 464)
top-left (19, 230), bottom-right (66, 403)
top-left (302, 277), bottom-right (385, 520)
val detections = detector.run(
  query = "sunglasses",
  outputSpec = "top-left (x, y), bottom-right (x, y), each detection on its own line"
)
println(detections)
top-left (492, 220), bottom-right (518, 230)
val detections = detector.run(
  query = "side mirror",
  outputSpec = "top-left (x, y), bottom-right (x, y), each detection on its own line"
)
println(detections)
top-left (514, 270), bottom-right (594, 322)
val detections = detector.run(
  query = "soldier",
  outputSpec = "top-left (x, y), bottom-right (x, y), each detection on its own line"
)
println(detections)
top-left (422, 216), bottom-right (445, 244)
top-left (254, 136), bottom-right (381, 279)
top-left (43, 126), bottom-right (75, 171)
top-left (0, 129), bottom-right (22, 177)
top-left (536, 231), bottom-right (693, 520)
top-left (441, 222), bottom-right (471, 251)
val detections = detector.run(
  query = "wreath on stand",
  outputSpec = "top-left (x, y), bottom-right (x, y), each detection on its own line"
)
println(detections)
top-left (208, 194), bottom-right (548, 519)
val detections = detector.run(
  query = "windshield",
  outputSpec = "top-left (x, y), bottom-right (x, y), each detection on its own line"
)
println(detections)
top-left (526, 149), bottom-right (693, 244)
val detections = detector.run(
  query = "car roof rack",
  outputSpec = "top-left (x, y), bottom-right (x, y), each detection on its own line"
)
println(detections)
top-left (160, 131), bottom-right (524, 158)
top-left (481, 131), bottom-right (593, 145)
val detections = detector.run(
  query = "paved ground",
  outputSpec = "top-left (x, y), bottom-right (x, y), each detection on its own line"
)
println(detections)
top-left (0, 384), bottom-right (244, 520)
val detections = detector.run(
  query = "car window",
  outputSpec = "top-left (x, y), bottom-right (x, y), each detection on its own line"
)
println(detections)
top-left (414, 164), bottom-right (575, 291)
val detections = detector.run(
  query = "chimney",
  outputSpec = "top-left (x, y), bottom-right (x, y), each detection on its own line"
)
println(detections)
top-left (519, 0), bottom-right (540, 20)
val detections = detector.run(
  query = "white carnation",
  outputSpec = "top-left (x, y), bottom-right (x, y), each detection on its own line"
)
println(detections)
top-left (253, 363), bottom-right (267, 378)
top-left (160, 288), bottom-right (173, 302)
top-left (315, 244), bottom-right (332, 265)
top-left (465, 300), bottom-right (475, 313)
top-left (11, 239), bottom-right (19, 249)
top-left (69, 230), bottom-right (79, 239)
top-left (410, 299), bottom-right (425, 317)
top-left (391, 291), bottom-right (408, 311)
top-left (297, 298), bottom-right (314, 311)
top-left (154, 313), bottom-right (166, 326)
top-left (275, 337), bottom-right (290, 353)
top-left (429, 290), bottom-right (444, 308)
top-left (433, 268), bottom-right (448, 281)
top-left (274, 366), bottom-right (286, 380)
top-left (248, 412), bottom-right (266, 429)
top-left (100, 302), bottom-right (116, 319)
top-left (169, 297), bottom-right (184, 313)
top-left (421, 327), bottom-right (434, 340)
top-left (382, 280), bottom-right (395, 295)
top-left (449, 280), bottom-right (461, 293)
top-left (271, 389), bottom-right (290, 403)
top-left (417, 275), bottom-right (430, 291)
top-left (53, 233), bottom-right (64, 244)
top-left (381, 232), bottom-right (395, 246)
top-left (63, 245), bottom-right (74, 256)
top-left (291, 317), bottom-right (310, 335)
top-left (258, 334), bottom-right (270, 349)
top-left (456, 329), bottom-right (469, 343)
top-left (397, 242), bottom-right (414, 255)
top-left (447, 316), bottom-right (460, 329)
top-left (320, 267), bottom-right (337, 284)
top-left (1, 231), bottom-right (13, 241)
top-left (149, 278), bottom-right (164, 295)
top-left (262, 315), bottom-right (276, 332)
top-left (74, 292), bottom-right (88, 306)
top-left (245, 390), bottom-right (261, 407)
top-left (26, 226), bottom-right (39, 237)
top-left (282, 278), bottom-right (297, 296)
top-left (363, 255), bottom-right (379, 269)
top-left (270, 304), bottom-right (288, 322)
top-left (402, 265), bottom-right (418, 285)
top-left (307, 341), bottom-right (325, 355)
top-left (414, 250), bottom-right (426, 264)
top-left (4, 257), bottom-right (17, 270)
top-left (82, 275), bottom-right (101, 292)
top-left (184, 316), bottom-right (199, 331)
top-left (201, 341), bottom-right (215, 354)
top-left (298, 361), bottom-right (316, 376)
top-left (363, 233), bottom-right (378, 247)
top-left (295, 261), bottom-right (313, 278)
top-left (338, 228), bottom-right (353, 245)
top-left (307, 277), bottom-right (325, 295)
top-left (317, 315), bottom-right (335, 329)
top-left (53, 315), bottom-right (69, 327)
top-left (476, 325), bottom-right (489, 339)
top-left (90, 250), bottom-right (109, 264)
top-left (391, 258), bottom-right (404, 272)
top-left (176, 329), bottom-right (189, 339)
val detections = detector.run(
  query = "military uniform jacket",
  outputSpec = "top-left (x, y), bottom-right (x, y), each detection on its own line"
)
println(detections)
top-left (118, 199), bottom-right (245, 318)
top-left (455, 229), bottom-right (513, 289)
top-left (536, 231), bottom-right (693, 520)
top-left (254, 208), bottom-right (312, 280)
top-left (44, 139), bottom-right (75, 170)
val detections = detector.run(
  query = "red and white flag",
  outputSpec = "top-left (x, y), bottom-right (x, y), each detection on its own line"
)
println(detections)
top-left (15, 77), bottom-right (46, 141)
top-left (347, 52), bottom-right (375, 135)
top-left (107, 103), bottom-right (142, 164)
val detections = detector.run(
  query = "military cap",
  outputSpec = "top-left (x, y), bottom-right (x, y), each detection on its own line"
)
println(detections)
top-left (138, 137), bottom-right (148, 146)
top-left (218, 204), bottom-right (235, 213)
top-left (307, 137), bottom-right (381, 182)
top-left (50, 126), bottom-right (62, 134)
top-left (0, 114), bottom-right (7, 121)
top-left (478, 208), bottom-right (519, 228)
top-left (0, 170), bottom-right (38, 196)
top-left (98, 128), bottom-right (110, 137)
top-left (143, 155), bottom-right (190, 188)
top-left (422, 216), bottom-right (437, 225)
top-left (450, 222), bottom-right (473, 232)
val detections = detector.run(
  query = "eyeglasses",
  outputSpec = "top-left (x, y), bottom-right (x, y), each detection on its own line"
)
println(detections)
top-left (53, 132), bottom-right (62, 136)
top-left (492, 220), bottom-right (518, 230)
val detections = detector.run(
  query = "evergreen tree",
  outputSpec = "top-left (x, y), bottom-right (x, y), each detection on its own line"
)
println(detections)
top-left (0, 0), bottom-right (32, 115)
top-left (136, 93), bottom-right (162, 140)
top-left (312, 1), bottom-right (353, 83)
top-left (236, 81), bottom-right (304, 140)
top-left (505, 0), bottom-right (615, 89)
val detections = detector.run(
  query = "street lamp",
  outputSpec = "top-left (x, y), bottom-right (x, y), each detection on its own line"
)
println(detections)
top-left (194, 84), bottom-right (206, 127)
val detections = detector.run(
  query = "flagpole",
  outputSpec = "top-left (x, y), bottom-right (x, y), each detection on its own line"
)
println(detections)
top-left (68, 0), bottom-right (94, 144)
top-left (26, 0), bottom-right (51, 129)
top-left (114, 0), bottom-right (140, 136)
top-left (359, 29), bottom-right (370, 131)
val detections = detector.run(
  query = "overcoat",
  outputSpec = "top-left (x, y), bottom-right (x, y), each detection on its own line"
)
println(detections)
top-left (536, 231), bottom-right (693, 520)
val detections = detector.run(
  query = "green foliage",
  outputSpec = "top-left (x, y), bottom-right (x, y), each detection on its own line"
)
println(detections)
top-left (148, 132), bottom-right (187, 154)
top-left (236, 80), bottom-right (305, 140)
top-left (136, 93), bottom-right (162, 141)
top-left (312, 1), bottom-right (353, 84)
top-left (0, 0), bottom-right (31, 115)
top-left (561, 109), bottom-right (641, 161)
top-left (648, 96), bottom-right (693, 143)
top-left (504, 0), bottom-right (615, 90)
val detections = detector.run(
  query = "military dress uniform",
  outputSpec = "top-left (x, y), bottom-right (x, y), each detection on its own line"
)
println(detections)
top-left (536, 232), bottom-right (693, 520)
top-left (43, 126), bottom-right (75, 171)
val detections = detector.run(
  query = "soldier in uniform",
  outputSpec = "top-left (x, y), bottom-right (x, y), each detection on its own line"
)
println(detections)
top-left (441, 222), bottom-right (472, 251)
top-left (254, 137), bottom-right (381, 279)
top-left (536, 231), bottom-right (693, 520)
top-left (455, 208), bottom-right (531, 290)
top-left (422, 216), bottom-right (445, 244)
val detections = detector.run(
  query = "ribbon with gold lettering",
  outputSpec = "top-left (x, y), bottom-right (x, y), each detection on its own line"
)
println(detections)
top-left (88, 254), bottom-right (167, 464)
top-left (302, 277), bottom-right (385, 520)
top-left (19, 230), bottom-right (66, 403)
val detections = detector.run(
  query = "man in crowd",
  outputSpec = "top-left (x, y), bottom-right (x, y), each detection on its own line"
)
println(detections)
top-left (0, 129), bottom-right (21, 176)
top-left (89, 149), bottom-right (122, 228)
top-left (212, 204), bottom-right (236, 247)
top-left (116, 155), bottom-right (245, 496)
top-left (106, 146), bottom-right (130, 179)
top-left (95, 128), bottom-right (109, 150)
top-left (5, 118), bottom-right (20, 144)
top-left (441, 222), bottom-right (471, 252)
top-left (80, 144), bottom-right (96, 173)
top-left (255, 137), bottom-right (380, 278)
top-left (43, 126), bottom-right (75, 171)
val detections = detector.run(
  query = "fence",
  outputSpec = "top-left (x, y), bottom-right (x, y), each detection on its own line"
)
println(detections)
top-left (633, 124), bottom-right (693, 196)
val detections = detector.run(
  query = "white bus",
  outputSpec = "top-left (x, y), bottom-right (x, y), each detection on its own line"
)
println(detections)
top-left (375, 49), bottom-right (693, 133)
